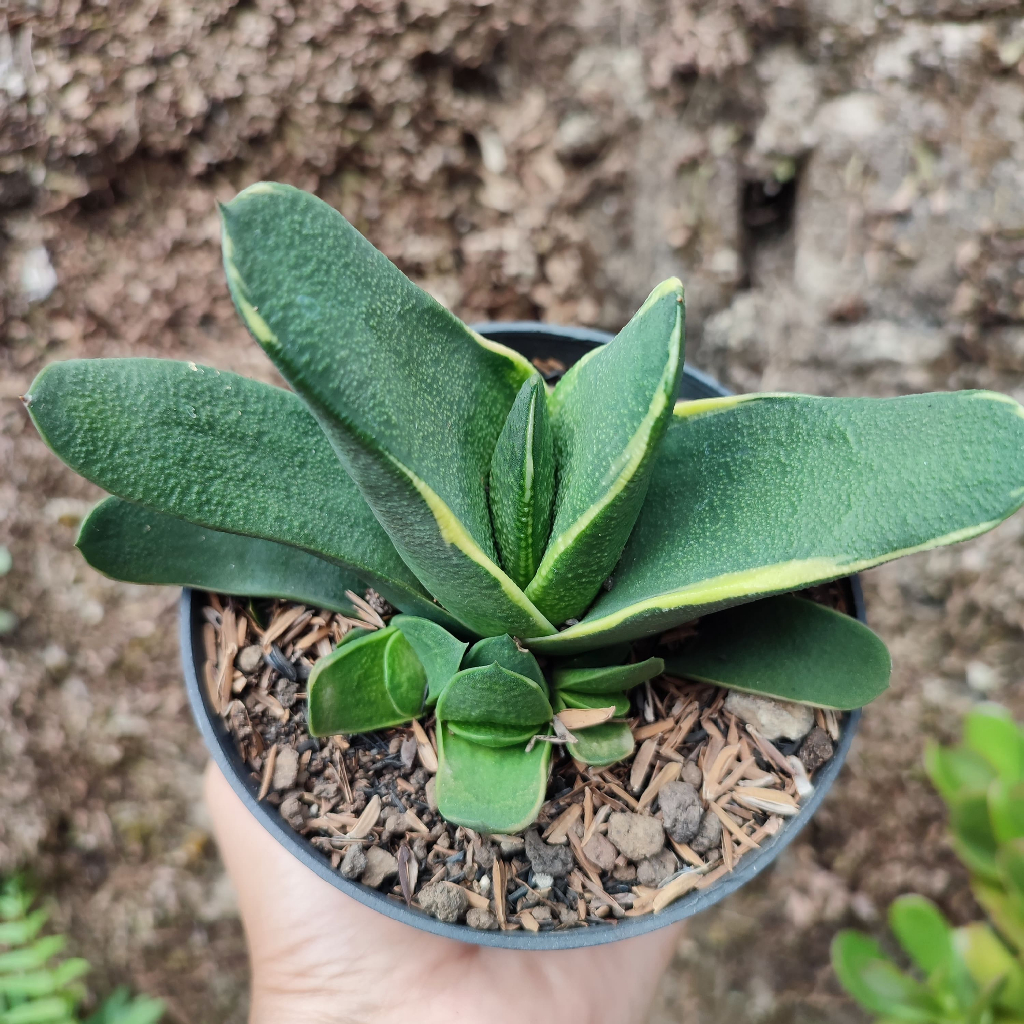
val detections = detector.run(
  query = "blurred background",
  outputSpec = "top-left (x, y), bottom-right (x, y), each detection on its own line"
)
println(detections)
top-left (3, 0), bottom-right (1024, 1020)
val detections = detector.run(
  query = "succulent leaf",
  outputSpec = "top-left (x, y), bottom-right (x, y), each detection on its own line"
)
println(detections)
top-left (552, 656), bottom-right (664, 695)
top-left (956, 924), bottom-right (1024, 1011)
top-left (525, 279), bottom-right (685, 624)
top-left (888, 896), bottom-right (956, 978)
top-left (78, 498), bottom-right (365, 616)
top-left (661, 595), bottom-right (891, 709)
top-left (435, 725), bottom-right (551, 834)
top-left (389, 615), bottom-right (468, 705)
top-left (557, 702), bottom-right (635, 767)
top-left (926, 742), bottom-right (997, 804)
top-left (489, 374), bottom-right (555, 589)
top-left (435, 664), bottom-right (552, 729)
top-left (463, 634), bottom-right (545, 687)
top-left (558, 689), bottom-right (631, 717)
top-left (446, 722), bottom-right (540, 748)
top-left (533, 391), bottom-right (1024, 655)
top-left (24, 359), bottom-right (458, 629)
top-left (307, 628), bottom-right (425, 735)
top-left (965, 705), bottom-right (1024, 784)
top-left (220, 183), bottom-right (553, 639)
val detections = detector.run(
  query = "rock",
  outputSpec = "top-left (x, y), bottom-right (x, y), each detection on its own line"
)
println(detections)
top-left (499, 835), bottom-right (525, 858)
top-left (340, 844), bottom-right (367, 880)
top-left (798, 726), bottom-right (835, 773)
top-left (382, 810), bottom-right (408, 843)
top-left (466, 907), bottom-right (499, 930)
top-left (612, 862), bottom-right (637, 883)
top-left (236, 645), bottom-right (263, 674)
top-left (680, 761), bottom-right (702, 788)
top-left (425, 777), bottom-right (438, 812)
top-left (689, 810), bottom-right (724, 856)
top-left (606, 812), bottom-right (665, 862)
top-left (525, 829), bottom-right (574, 878)
top-left (360, 846), bottom-right (399, 889)
top-left (531, 905), bottom-right (553, 923)
top-left (557, 904), bottom-right (579, 925)
top-left (658, 781), bottom-right (702, 844)
top-left (418, 881), bottom-right (468, 923)
top-left (723, 692), bottom-right (814, 742)
top-left (278, 794), bottom-right (303, 829)
top-left (555, 111), bottom-right (608, 161)
top-left (637, 848), bottom-right (679, 888)
top-left (582, 832), bottom-right (617, 873)
top-left (272, 746), bottom-right (300, 791)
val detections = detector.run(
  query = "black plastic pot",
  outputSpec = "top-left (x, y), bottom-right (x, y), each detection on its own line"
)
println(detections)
top-left (180, 322), bottom-right (864, 949)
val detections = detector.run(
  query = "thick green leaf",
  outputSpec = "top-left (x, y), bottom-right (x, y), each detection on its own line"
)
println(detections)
top-left (446, 722), bottom-right (539, 748)
top-left (463, 635), bottom-right (545, 687)
top-left (525, 279), bottom-right (685, 624)
top-left (950, 794), bottom-right (1001, 882)
top-left (390, 615), bottom-right (468, 705)
top-left (556, 643), bottom-right (632, 669)
top-left (307, 628), bottom-right (424, 735)
top-left (966, 705), bottom-right (1024, 784)
top-left (831, 931), bottom-right (942, 1020)
top-left (436, 665), bottom-right (551, 729)
top-left (957, 923), bottom-right (1024, 1011)
top-left (220, 183), bottom-right (552, 639)
top-left (558, 689), bottom-right (631, 717)
top-left (532, 391), bottom-right (1024, 655)
top-left (989, 780), bottom-right (1024, 844)
top-left (489, 374), bottom-right (555, 590)
top-left (78, 498), bottom-right (363, 615)
top-left (25, 358), bottom-right (458, 629)
top-left (435, 724), bottom-right (551, 833)
top-left (889, 895), bottom-right (955, 978)
top-left (974, 876), bottom-right (1024, 953)
top-left (552, 657), bottom-right (664, 695)
top-left (558, 702), bottom-right (635, 767)
top-left (662, 595), bottom-right (891, 710)
top-left (927, 743), bottom-right (998, 805)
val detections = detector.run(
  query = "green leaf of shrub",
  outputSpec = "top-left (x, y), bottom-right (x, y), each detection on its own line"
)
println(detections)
top-left (463, 635), bottom-right (545, 687)
top-left (78, 498), bottom-right (364, 616)
top-left (927, 743), bottom-right (997, 805)
top-left (24, 359), bottom-right (457, 629)
top-left (0, 995), bottom-right (76, 1023)
top-left (220, 183), bottom-right (552, 639)
top-left (435, 725), bottom-right (550, 834)
top-left (889, 895), bottom-right (955, 977)
top-left (525, 279), bottom-right (684, 624)
top-left (307, 628), bottom-right (425, 735)
top-left (436, 665), bottom-right (552, 730)
top-left (533, 391), bottom-right (1024, 655)
top-left (950, 794), bottom-right (1002, 883)
top-left (489, 374), bottom-right (555, 589)
top-left (974, 875), bottom-right (1024, 954)
top-left (966, 705), bottom-right (1024, 784)
top-left (661, 595), bottom-right (891, 709)
top-left (956, 923), bottom-right (1024, 1011)
top-left (989, 780), bottom-right (1024, 845)
top-left (390, 615), bottom-right (468, 705)
top-left (552, 657), bottom-right (664, 695)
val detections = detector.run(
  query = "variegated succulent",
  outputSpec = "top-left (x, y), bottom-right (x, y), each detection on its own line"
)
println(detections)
top-left (24, 183), bottom-right (1024, 833)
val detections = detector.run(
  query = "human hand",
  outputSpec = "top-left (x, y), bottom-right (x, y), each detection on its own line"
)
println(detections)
top-left (205, 762), bottom-right (681, 1024)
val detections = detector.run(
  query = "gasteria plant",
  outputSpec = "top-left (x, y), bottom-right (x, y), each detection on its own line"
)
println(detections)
top-left (23, 182), bottom-right (1024, 833)
top-left (833, 706), bottom-right (1024, 1023)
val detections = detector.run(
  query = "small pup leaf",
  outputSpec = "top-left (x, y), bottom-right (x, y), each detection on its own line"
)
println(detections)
top-left (436, 664), bottom-right (552, 730)
top-left (489, 374), bottom-right (555, 590)
top-left (446, 722), bottom-right (540, 748)
top-left (464, 634), bottom-right (545, 687)
top-left (221, 183), bottom-right (553, 640)
top-left (307, 628), bottom-right (425, 735)
top-left (390, 615), bottom-right (468, 705)
top-left (533, 390), bottom-right (1024, 655)
top-left (553, 695), bottom-right (634, 767)
top-left (79, 498), bottom-right (364, 616)
top-left (526, 278), bottom-right (685, 624)
top-left (662, 595), bottom-right (891, 709)
top-left (552, 657), bottom-right (664, 695)
top-left (558, 689), bottom-right (631, 717)
top-left (436, 724), bottom-right (551, 834)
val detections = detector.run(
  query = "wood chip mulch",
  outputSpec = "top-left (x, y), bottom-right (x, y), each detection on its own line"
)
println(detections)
top-left (202, 589), bottom-right (844, 934)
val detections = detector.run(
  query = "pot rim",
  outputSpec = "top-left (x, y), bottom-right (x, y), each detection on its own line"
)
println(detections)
top-left (180, 322), bottom-right (865, 950)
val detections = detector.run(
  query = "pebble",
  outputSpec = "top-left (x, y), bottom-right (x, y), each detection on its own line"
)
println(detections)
top-left (360, 846), bottom-right (399, 889)
top-left (272, 747), bottom-right (300, 791)
top-left (466, 907), bottom-right (499, 930)
top-left (723, 692), bottom-right (814, 741)
top-left (658, 781), bottom-right (702, 844)
top-left (689, 810), bottom-right (724, 855)
top-left (382, 810), bottom-right (408, 842)
top-left (340, 844), bottom-right (367, 880)
top-left (582, 832), bottom-right (617, 873)
top-left (425, 777), bottom-right (438, 812)
top-left (236, 644), bottom-right (263, 675)
top-left (525, 829), bottom-right (574, 878)
top-left (680, 761), bottom-right (702, 788)
top-left (606, 812), bottom-right (665, 862)
top-left (473, 837), bottom-right (496, 869)
top-left (499, 835), bottom-right (526, 858)
top-left (612, 862), bottom-right (637, 883)
top-left (637, 848), bottom-right (678, 888)
top-left (798, 726), bottom-right (835, 773)
top-left (531, 905), bottom-right (553, 923)
top-left (418, 881), bottom-right (468, 923)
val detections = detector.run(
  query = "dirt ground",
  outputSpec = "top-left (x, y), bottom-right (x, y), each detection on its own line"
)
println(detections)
top-left (4, 0), bottom-right (1024, 1020)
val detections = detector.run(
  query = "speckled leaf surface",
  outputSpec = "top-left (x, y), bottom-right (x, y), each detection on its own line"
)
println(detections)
top-left (446, 722), bottom-right (539, 748)
top-left (436, 725), bottom-right (551, 834)
top-left (488, 374), bottom-right (555, 589)
top-left (463, 634), bottom-right (545, 687)
top-left (566, 721), bottom-right (635, 767)
top-left (663, 595), bottom-right (891, 709)
top-left (524, 279), bottom-right (684, 624)
top-left (220, 183), bottom-right (553, 639)
top-left (25, 358), bottom-right (457, 628)
top-left (552, 657), bottom-right (664, 694)
top-left (78, 497), bottom-right (363, 615)
top-left (390, 615), bottom-right (468, 705)
top-left (532, 391), bottom-right (1024, 654)
top-left (436, 664), bottom-right (552, 729)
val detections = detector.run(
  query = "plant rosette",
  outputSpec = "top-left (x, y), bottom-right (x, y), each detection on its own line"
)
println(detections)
top-left (23, 183), bottom-right (1024, 947)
